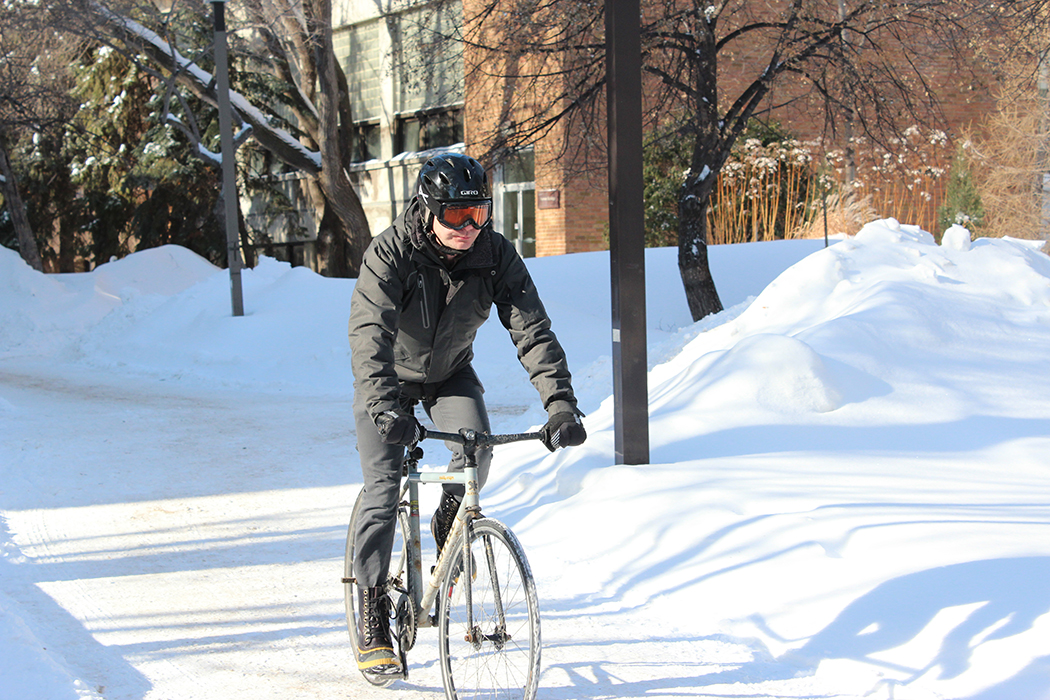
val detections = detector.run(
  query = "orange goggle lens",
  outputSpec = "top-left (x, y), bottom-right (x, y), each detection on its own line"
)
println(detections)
top-left (439, 201), bottom-right (492, 230)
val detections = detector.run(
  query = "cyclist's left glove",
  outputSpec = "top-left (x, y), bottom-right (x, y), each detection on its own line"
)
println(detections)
top-left (540, 412), bottom-right (586, 452)
top-left (375, 410), bottom-right (423, 446)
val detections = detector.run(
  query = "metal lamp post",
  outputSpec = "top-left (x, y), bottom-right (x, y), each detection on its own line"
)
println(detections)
top-left (606, 0), bottom-right (649, 464)
top-left (212, 0), bottom-right (244, 317)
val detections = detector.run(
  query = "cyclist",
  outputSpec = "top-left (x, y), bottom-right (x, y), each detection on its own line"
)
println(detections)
top-left (348, 152), bottom-right (586, 674)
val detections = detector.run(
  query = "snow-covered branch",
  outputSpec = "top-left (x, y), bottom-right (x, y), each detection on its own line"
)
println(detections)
top-left (91, 2), bottom-right (321, 174)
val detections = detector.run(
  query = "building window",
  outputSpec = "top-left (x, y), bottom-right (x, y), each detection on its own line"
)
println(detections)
top-left (336, 19), bottom-right (384, 163)
top-left (396, 107), bottom-right (464, 154)
top-left (396, 3), bottom-right (463, 114)
top-left (351, 120), bottom-right (382, 162)
top-left (338, 3), bottom-right (464, 161)
top-left (393, 2), bottom-right (464, 155)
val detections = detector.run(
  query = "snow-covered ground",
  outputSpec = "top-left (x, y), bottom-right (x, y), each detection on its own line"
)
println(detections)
top-left (2, 220), bottom-right (1049, 700)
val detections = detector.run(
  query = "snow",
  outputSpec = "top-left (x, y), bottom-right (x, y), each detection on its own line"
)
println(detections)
top-left (2, 219), bottom-right (1050, 699)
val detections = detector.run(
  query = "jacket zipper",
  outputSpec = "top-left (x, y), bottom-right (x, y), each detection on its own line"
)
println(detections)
top-left (417, 274), bottom-right (431, 329)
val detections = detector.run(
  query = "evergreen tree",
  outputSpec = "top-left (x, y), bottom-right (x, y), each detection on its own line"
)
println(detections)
top-left (66, 44), bottom-right (224, 266)
top-left (937, 147), bottom-right (984, 239)
top-left (643, 125), bottom-right (691, 248)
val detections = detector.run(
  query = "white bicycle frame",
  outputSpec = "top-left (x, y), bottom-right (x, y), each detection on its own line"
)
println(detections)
top-left (400, 427), bottom-right (539, 631)
top-left (401, 453), bottom-right (479, 627)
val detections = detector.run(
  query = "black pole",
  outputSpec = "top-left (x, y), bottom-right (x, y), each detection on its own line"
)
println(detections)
top-left (606, 0), bottom-right (649, 465)
top-left (822, 169), bottom-right (829, 248)
top-left (213, 0), bottom-right (244, 316)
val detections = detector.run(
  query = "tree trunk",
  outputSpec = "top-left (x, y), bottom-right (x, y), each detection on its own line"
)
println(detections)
top-left (308, 0), bottom-right (370, 277)
top-left (677, 184), bottom-right (723, 322)
top-left (0, 141), bottom-right (44, 272)
top-left (237, 204), bottom-right (255, 268)
top-left (95, 2), bottom-right (372, 276)
top-left (314, 197), bottom-right (351, 277)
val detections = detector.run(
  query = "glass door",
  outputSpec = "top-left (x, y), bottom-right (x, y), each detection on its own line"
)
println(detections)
top-left (502, 186), bottom-right (536, 258)
top-left (499, 150), bottom-right (536, 257)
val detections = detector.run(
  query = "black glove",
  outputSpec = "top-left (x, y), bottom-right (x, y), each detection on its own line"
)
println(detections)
top-left (375, 410), bottom-right (423, 446)
top-left (540, 412), bottom-right (586, 452)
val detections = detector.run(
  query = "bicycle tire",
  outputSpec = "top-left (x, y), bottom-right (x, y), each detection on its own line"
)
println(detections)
top-left (344, 488), bottom-right (410, 687)
top-left (438, 518), bottom-right (541, 700)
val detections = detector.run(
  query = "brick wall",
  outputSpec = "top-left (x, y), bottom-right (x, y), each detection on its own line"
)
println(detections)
top-left (460, 0), bottom-right (1001, 253)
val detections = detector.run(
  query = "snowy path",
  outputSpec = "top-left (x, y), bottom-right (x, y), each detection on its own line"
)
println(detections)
top-left (1, 363), bottom-right (770, 700)
top-left (1, 363), bottom-right (371, 699)
top-left (5, 232), bottom-right (1050, 699)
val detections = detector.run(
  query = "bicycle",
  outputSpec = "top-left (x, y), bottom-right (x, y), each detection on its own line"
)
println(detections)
top-left (343, 426), bottom-right (543, 700)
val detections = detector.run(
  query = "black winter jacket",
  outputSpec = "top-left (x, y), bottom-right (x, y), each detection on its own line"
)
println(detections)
top-left (348, 198), bottom-right (578, 422)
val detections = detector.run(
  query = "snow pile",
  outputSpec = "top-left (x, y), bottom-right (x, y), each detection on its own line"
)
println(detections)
top-left (0, 245), bottom-right (219, 362)
top-left (0, 590), bottom-right (102, 700)
top-left (2, 220), bottom-right (1050, 699)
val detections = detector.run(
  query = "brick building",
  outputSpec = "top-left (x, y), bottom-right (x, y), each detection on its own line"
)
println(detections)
top-left (330, 0), bottom-right (1000, 257)
top-left (331, 0), bottom-right (612, 257)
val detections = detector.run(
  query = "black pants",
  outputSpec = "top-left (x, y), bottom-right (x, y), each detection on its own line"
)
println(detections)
top-left (353, 365), bottom-right (492, 588)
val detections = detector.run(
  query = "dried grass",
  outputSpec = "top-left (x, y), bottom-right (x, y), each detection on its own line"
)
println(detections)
top-left (707, 138), bottom-right (817, 245)
top-left (965, 87), bottom-right (1050, 241)
top-left (788, 191), bottom-right (878, 240)
top-left (709, 128), bottom-right (953, 244)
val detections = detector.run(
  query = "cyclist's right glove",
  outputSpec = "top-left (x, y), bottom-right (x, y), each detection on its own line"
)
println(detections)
top-left (540, 412), bottom-right (587, 452)
top-left (375, 410), bottom-right (423, 446)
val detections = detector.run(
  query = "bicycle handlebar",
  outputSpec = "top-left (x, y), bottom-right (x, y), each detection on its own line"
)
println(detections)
top-left (420, 427), bottom-right (543, 448)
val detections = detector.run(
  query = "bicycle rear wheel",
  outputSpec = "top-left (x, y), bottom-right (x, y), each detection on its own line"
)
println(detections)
top-left (438, 518), bottom-right (540, 700)
top-left (343, 488), bottom-right (410, 686)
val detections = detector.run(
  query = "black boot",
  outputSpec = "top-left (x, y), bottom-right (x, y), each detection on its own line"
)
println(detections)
top-left (430, 491), bottom-right (461, 555)
top-left (356, 586), bottom-right (398, 673)
top-left (431, 492), bottom-right (478, 580)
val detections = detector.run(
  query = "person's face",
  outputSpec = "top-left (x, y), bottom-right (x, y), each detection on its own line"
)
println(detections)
top-left (431, 216), bottom-right (482, 251)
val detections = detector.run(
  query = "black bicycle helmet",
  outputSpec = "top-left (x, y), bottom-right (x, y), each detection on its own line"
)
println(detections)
top-left (416, 153), bottom-right (491, 219)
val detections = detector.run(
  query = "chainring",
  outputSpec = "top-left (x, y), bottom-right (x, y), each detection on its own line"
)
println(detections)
top-left (395, 592), bottom-right (417, 652)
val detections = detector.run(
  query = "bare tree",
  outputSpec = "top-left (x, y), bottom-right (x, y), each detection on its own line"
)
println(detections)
top-left (0, 3), bottom-right (78, 271)
top-left (462, 0), bottom-right (1049, 321)
top-left (48, 0), bottom-right (370, 276)
top-left (240, 0), bottom-right (370, 277)
top-left (0, 142), bottom-right (42, 270)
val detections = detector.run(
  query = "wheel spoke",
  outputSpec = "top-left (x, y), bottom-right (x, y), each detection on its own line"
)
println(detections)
top-left (439, 519), bottom-right (540, 700)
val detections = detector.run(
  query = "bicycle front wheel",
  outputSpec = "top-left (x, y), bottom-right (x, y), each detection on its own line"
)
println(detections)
top-left (438, 518), bottom-right (540, 700)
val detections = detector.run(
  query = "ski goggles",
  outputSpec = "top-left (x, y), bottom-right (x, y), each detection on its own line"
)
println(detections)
top-left (436, 200), bottom-right (492, 230)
